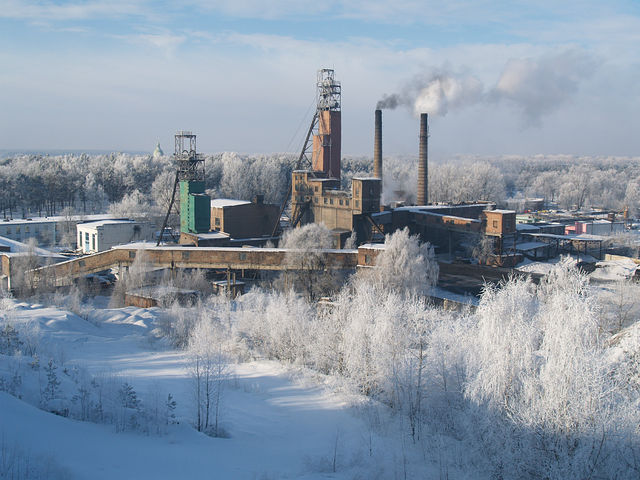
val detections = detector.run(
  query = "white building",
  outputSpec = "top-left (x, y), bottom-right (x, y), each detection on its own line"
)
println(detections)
top-left (0, 214), bottom-right (113, 247)
top-left (77, 219), bottom-right (154, 254)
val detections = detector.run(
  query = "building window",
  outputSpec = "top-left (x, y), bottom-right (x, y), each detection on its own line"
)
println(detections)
top-left (493, 220), bottom-right (498, 228)
top-left (92, 234), bottom-right (96, 250)
top-left (324, 198), bottom-right (328, 204)
top-left (346, 200), bottom-right (349, 206)
top-left (25, 226), bottom-right (29, 233)
top-left (239, 252), bottom-right (247, 260)
top-left (182, 251), bottom-right (190, 260)
top-left (314, 186), bottom-right (318, 192)
top-left (129, 251), bottom-right (136, 259)
top-left (314, 197), bottom-right (318, 203)
top-left (339, 199), bottom-right (343, 206)
top-left (365, 255), bottom-right (370, 264)
top-left (16, 227), bottom-right (20, 234)
top-left (330, 198), bottom-right (334, 205)
top-left (85, 232), bottom-right (89, 246)
top-left (355, 200), bottom-right (359, 208)
top-left (215, 217), bottom-right (220, 226)
top-left (78, 233), bottom-right (82, 247)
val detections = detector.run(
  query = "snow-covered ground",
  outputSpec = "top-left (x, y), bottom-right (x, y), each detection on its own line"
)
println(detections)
top-left (0, 300), bottom-right (430, 479)
top-left (517, 254), bottom-right (638, 283)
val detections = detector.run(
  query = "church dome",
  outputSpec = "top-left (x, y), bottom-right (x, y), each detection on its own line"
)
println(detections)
top-left (153, 141), bottom-right (164, 159)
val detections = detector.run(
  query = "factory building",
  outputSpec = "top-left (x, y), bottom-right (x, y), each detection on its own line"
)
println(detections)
top-left (289, 69), bottom-right (383, 246)
top-left (291, 171), bottom-right (382, 246)
top-left (211, 196), bottom-right (280, 238)
top-left (0, 214), bottom-right (113, 247)
top-left (77, 219), bottom-right (153, 254)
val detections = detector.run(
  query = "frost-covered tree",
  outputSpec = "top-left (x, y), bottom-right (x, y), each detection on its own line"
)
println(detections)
top-left (361, 227), bottom-right (438, 297)
top-left (464, 259), bottom-right (634, 478)
top-left (188, 316), bottom-right (229, 435)
top-left (107, 189), bottom-right (152, 221)
top-left (278, 223), bottom-right (342, 301)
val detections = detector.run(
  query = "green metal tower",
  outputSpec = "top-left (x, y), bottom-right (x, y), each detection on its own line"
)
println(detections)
top-left (175, 131), bottom-right (210, 234)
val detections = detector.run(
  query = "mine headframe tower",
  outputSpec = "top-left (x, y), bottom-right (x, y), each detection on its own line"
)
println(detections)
top-left (312, 68), bottom-right (341, 180)
top-left (175, 131), bottom-right (203, 182)
top-left (157, 131), bottom-right (211, 245)
top-left (271, 68), bottom-right (342, 237)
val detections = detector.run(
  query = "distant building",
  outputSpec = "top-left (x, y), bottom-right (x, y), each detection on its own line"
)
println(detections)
top-left (152, 141), bottom-right (164, 159)
top-left (210, 196), bottom-right (280, 239)
top-left (574, 220), bottom-right (624, 236)
top-left (77, 219), bottom-right (153, 254)
top-left (0, 214), bottom-right (113, 247)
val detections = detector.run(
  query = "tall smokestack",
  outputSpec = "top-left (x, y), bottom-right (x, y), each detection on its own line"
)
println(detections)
top-left (417, 113), bottom-right (428, 205)
top-left (374, 109), bottom-right (382, 180)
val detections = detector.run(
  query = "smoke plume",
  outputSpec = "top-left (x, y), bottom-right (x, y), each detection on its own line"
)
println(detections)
top-left (490, 50), bottom-right (597, 125)
top-left (377, 49), bottom-right (596, 124)
top-left (376, 69), bottom-right (483, 117)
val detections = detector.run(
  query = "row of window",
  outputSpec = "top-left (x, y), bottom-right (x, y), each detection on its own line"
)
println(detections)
top-left (78, 231), bottom-right (96, 250)
top-left (320, 197), bottom-right (350, 206)
top-left (0, 224), bottom-right (58, 235)
top-left (0, 226), bottom-right (41, 235)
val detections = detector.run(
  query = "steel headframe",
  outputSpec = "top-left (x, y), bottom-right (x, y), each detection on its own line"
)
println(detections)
top-left (316, 69), bottom-right (341, 112)
top-left (174, 131), bottom-right (205, 182)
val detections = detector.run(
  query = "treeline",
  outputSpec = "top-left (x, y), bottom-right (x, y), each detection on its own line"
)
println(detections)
top-left (0, 152), bottom-right (297, 220)
top-left (2, 151), bottom-right (639, 220)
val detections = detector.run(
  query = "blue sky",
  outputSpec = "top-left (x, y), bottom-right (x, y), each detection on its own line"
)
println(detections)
top-left (1, 1), bottom-right (639, 157)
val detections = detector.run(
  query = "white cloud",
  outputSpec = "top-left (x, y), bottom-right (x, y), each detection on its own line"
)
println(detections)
top-left (0, 0), bottom-right (148, 20)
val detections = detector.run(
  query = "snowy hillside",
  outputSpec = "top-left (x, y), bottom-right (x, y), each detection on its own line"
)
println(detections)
top-left (0, 300), bottom-right (436, 479)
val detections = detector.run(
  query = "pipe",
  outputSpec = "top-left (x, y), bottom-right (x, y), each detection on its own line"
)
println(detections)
top-left (417, 113), bottom-right (428, 205)
top-left (374, 109), bottom-right (382, 180)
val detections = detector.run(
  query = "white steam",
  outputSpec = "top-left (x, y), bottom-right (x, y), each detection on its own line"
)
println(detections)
top-left (377, 49), bottom-right (596, 125)
top-left (376, 69), bottom-right (483, 117)
top-left (413, 74), bottom-right (483, 117)
top-left (490, 50), bottom-right (597, 125)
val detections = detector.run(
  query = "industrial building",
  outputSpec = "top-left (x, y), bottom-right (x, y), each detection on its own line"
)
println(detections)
top-left (77, 219), bottom-right (153, 254)
top-left (210, 196), bottom-right (279, 239)
top-left (175, 131), bottom-right (211, 237)
top-left (0, 214), bottom-right (113, 247)
top-left (287, 69), bottom-right (382, 246)
top-left (284, 69), bottom-right (520, 259)
top-left (0, 236), bottom-right (66, 290)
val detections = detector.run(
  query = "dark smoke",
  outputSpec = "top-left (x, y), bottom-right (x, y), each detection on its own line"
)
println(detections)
top-left (376, 93), bottom-right (403, 110)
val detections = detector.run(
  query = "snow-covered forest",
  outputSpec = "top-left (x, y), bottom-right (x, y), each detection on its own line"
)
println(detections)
top-left (1, 152), bottom-right (640, 221)
top-left (2, 228), bottom-right (640, 478)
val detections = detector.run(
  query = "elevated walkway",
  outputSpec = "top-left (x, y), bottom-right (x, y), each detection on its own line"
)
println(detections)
top-left (33, 244), bottom-right (359, 287)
